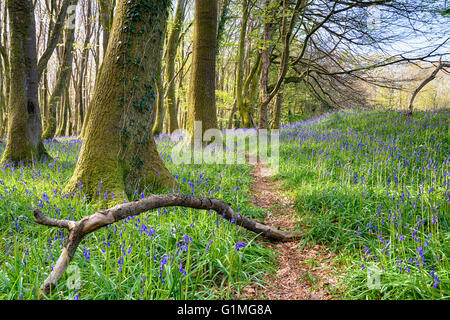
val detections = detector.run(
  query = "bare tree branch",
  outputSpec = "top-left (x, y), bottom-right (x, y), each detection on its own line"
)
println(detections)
top-left (34, 193), bottom-right (303, 298)
top-left (406, 60), bottom-right (450, 115)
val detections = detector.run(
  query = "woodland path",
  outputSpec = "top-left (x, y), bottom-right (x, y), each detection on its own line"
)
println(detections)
top-left (239, 162), bottom-right (338, 300)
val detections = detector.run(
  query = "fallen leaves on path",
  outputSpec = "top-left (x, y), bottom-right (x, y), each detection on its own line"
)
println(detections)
top-left (239, 162), bottom-right (338, 300)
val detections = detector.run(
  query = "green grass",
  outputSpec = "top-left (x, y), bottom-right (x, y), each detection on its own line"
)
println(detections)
top-left (1, 108), bottom-right (448, 300)
top-left (276, 109), bottom-right (449, 299)
top-left (0, 136), bottom-right (275, 300)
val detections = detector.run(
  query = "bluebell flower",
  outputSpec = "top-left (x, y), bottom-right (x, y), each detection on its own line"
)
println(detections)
top-left (160, 254), bottom-right (169, 270)
top-left (234, 241), bottom-right (246, 252)
top-left (179, 263), bottom-right (187, 276)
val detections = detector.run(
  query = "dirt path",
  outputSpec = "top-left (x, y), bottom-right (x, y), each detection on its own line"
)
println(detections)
top-left (239, 162), bottom-right (337, 300)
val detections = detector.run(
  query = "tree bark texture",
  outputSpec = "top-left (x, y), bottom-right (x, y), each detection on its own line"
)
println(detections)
top-left (152, 60), bottom-right (165, 135)
top-left (236, 0), bottom-right (252, 128)
top-left (187, 0), bottom-right (218, 139)
top-left (259, 0), bottom-right (275, 129)
top-left (272, 82), bottom-right (284, 129)
top-left (42, 6), bottom-right (77, 140)
top-left (37, 0), bottom-right (73, 81)
top-left (64, 0), bottom-right (175, 201)
top-left (165, 0), bottom-right (186, 133)
top-left (1, 0), bottom-right (48, 165)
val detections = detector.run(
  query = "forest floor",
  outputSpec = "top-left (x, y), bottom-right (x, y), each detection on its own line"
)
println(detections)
top-left (238, 161), bottom-right (339, 300)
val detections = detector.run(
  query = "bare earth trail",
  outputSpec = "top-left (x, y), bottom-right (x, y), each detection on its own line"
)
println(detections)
top-left (239, 162), bottom-right (338, 300)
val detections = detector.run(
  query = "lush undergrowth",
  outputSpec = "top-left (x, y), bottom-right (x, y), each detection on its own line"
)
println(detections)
top-left (278, 109), bottom-right (449, 299)
top-left (0, 136), bottom-right (274, 300)
top-left (1, 108), bottom-right (448, 300)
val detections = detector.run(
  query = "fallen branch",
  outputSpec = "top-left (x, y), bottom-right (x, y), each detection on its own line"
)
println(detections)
top-left (33, 193), bottom-right (303, 298)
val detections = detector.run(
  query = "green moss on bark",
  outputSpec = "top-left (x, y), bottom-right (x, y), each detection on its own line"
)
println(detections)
top-left (64, 0), bottom-right (176, 203)
top-left (42, 17), bottom-right (76, 141)
top-left (165, 0), bottom-right (186, 133)
top-left (187, 0), bottom-right (218, 138)
top-left (1, 0), bottom-right (48, 165)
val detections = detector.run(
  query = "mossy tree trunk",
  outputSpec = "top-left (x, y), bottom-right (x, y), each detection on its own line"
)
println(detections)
top-left (187, 0), bottom-right (218, 139)
top-left (80, 0), bottom-right (103, 140)
top-left (64, 0), bottom-right (175, 201)
top-left (1, 2), bottom-right (9, 106)
top-left (42, 7), bottom-right (77, 140)
top-left (0, 46), bottom-right (5, 141)
top-left (40, 69), bottom-right (49, 132)
top-left (165, 0), bottom-right (186, 133)
top-left (0, 4), bottom-right (8, 141)
top-left (98, 0), bottom-right (115, 57)
top-left (66, 92), bottom-right (73, 136)
top-left (56, 82), bottom-right (70, 137)
top-left (272, 82), bottom-right (284, 129)
top-left (245, 53), bottom-right (261, 123)
top-left (152, 61), bottom-right (165, 135)
top-left (235, 0), bottom-right (252, 128)
top-left (75, 0), bottom-right (92, 138)
top-left (216, 0), bottom-right (231, 56)
top-left (0, 74), bottom-right (5, 141)
top-left (259, 0), bottom-right (275, 129)
top-left (176, 31), bottom-right (188, 130)
top-left (1, 0), bottom-right (48, 165)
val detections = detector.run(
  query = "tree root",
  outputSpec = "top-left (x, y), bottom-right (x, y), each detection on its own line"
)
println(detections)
top-left (33, 193), bottom-right (303, 298)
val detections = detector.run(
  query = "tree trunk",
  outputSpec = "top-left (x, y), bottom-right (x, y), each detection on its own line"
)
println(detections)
top-left (227, 99), bottom-right (237, 129)
top-left (241, 52), bottom-right (261, 129)
top-left (75, 0), bottom-right (92, 137)
top-left (0, 4), bottom-right (8, 141)
top-left (66, 90), bottom-right (73, 137)
top-left (216, 0), bottom-right (231, 56)
top-left (259, 0), bottom-right (276, 129)
top-left (1, 0), bottom-right (48, 165)
top-left (1, 1), bottom-right (9, 103)
top-left (56, 82), bottom-right (70, 137)
top-left (152, 61), bottom-right (165, 135)
top-left (0, 73), bottom-right (4, 142)
top-left (187, 0), bottom-right (218, 140)
top-left (272, 83), bottom-right (284, 129)
top-left (42, 10), bottom-right (77, 140)
top-left (37, 0), bottom-right (73, 81)
top-left (165, 0), bottom-right (186, 133)
top-left (41, 69), bottom-right (49, 130)
top-left (259, 0), bottom-right (302, 129)
top-left (98, 0), bottom-right (114, 59)
top-left (0, 38), bottom-right (5, 141)
top-left (80, 0), bottom-right (102, 139)
top-left (405, 60), bottom-right (449, 116)
top-left (235, 0), bottom-right (252, 128)
top-left (64, 0), bottom-right (175, 201)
